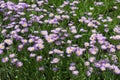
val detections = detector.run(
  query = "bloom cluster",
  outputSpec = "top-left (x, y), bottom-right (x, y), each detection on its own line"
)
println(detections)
top-left (0, 0), bottom-right (120, 77)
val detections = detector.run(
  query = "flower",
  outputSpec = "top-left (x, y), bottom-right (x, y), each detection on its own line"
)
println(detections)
top-left (16, 61), bottom-right (23, 67)
top-left (28, 38), bottom-right (34, 43)
top-left (2, 57), bottom-right (9, 63)
top-left (86, 71), bottom-right (91, 76)
top-left (0, 49), bottom-right (3, 54)
top-left (67, 40), bottom-right (72, 44)
top-left (87, 22), bottom-right (94, 27)
top-left (35, 44), bottom-right (44, 50)
top-left (36, 56), bottom-right (42, 61)
top-left (117, 15), bottom-right (120, 19)
top-left (72, 70), bottom-right (79, 75)
top-left (66, 46), bottom-right (76, 54)
top-left (89, 47), bottom-right (98, 55)
top-left (45, 34), bottom-right (59, 43)
top-left (0, 43), bottom-right (5, 49)
top-left (113, 26), bottom-right (120, 34)
top-left (4, 39), bottom-right (13, 45)
top-left (49, 13), bottom-right (54, 17)
top-left (114, 68), bottom-right (120, 74)
top-left (101, 45), bottom-right (107, 50)
top-left (71, 29), bottom-right (77, 34)
top-left (21, 39), bottom-right (27, 44)
top-left (89, 7), bottom-right (94, 10)
top-left (69, 66), bottom-right (76, 71)
top-left (18, 44), bottom-right (24, 51)
top-left (22, 22), bottom-right (28, 27)
top-left (39, 66), bottom-right (45, 71)
top-left (30, 53), bottom-right (36, 58)
top-left (110, 48), bottom-right (116, 53)
top-left (84, 61), bottom-right (90, 66)
top-left (76, 47), bottom-right (85, 56)
top-left (50, 58), bottom-right (60, 64)
top-left (49, 51), bottom-right (54, 54)
top-left (116, 45), bottom-right (120, 49)
top-left (89, 57), bottom-right (96, 63)
top-left (11, 58), bottom-right (18, 64)
top-left (53, 49), bottom-right (64, 54)
top-left (41, 30), bottom-right (48, 36)
top-left (94, 2), bottom-right (104, 6)
top-left (9, 54), bottom-right (15, 58)
top-left (28, 47), bottom-right (35, 52)
top-left (74, 35), bottom-right (82, 39)
top-left (100, 66), bottom-right (106, 71)
top-left (52, 67), bottom-right (58, 71)
top-left (19, 0), bottom-right (23, 2)
top-left (104, 63), bottom-right (110, 68)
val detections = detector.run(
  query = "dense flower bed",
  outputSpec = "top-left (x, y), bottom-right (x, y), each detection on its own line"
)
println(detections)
top-left (0, 0), bottom-right (120, 79)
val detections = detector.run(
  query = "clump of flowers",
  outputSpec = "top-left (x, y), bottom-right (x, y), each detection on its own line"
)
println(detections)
top-left (0, 0), bottom-right (120, 78)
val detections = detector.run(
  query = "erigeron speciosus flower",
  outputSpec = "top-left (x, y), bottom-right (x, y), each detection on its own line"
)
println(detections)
top-left (4, 39), bottom-right (13, 45)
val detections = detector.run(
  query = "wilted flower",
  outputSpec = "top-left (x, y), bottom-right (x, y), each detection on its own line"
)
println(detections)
top-left (39, 66), bottom-right (45, 71)
top-left (52, 67), bottom-right (58, 71)
top-left (94, 2), bottom-right (104, 6)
